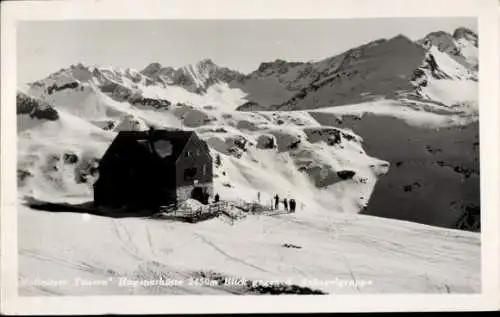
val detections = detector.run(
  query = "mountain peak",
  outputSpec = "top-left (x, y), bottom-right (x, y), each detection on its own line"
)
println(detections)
top-left (453, 27), bottom-right (477, 38)
top-left (69, 62), bottom-right (89, 69)
top-left (194, 58), bottom-right (219, 74)
top-left (390, 34), bottom-right (414, 43)
top-left (256, 59), bottom-right (303, 74)
top-left (420, 27), bottom-right (478, 49)
top-left (418, 30), bottom-right (460, 54)
top-left (197, 58), bottom-right (216, 67)
top-left (453, 27), bottom-right (478, 46)
top-left (416, 26), bottom-right (478, 70)
top-left (426, 30), bottom-right (452, 37)
top-left (141, 62), bottom-right (163, 75)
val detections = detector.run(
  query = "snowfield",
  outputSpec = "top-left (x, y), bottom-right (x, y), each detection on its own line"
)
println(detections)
top-left (19, 200), bottom-right (480, 295)
top-left (310, 98), bottom-right (478, 129)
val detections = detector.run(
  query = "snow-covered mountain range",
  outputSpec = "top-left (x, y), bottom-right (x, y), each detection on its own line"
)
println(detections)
top-left (17, 27), bottom-right (480, 295)
top-left (18, 27), bottom-right (479, 225)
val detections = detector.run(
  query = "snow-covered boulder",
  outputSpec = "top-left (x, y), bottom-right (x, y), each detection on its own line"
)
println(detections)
top-left (236, 119), bottom-right (259, 131)
top-left (225, 135), bottom-right (250, 151)
top-left (74, 156), bottom-right (100, 184)
top-left (114, 115), bottom-right (148, 131)
top-left (303, 127), bottom-right (342, 146)
top-left (177, 198), bottom-right (205, 212)
top-left (182, 109), bottom-right (209, 128)
top-left (266, 129), bottom-right (304, 152)
top-left (256, 134), bottom-right (277, 150)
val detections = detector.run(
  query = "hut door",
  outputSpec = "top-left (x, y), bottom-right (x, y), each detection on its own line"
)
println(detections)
top-left (191, 187), bottom-right (206, 204)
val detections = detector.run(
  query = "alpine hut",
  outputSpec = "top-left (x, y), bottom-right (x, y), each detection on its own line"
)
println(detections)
top-left (93, 129), bottom-right (213, 210)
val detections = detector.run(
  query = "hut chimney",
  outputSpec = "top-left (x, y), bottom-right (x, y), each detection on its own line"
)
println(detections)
top-left (146, 125), bottom-right (156, 153)
top-left (148, 125), bottom-right (156, 138)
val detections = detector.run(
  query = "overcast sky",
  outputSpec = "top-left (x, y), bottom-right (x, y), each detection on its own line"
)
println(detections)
top-left (17, 18), bottom-right (477, 84)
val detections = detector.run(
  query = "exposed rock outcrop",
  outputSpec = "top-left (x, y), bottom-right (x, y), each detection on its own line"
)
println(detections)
top-left (17, 92), bottom-right (59, 121)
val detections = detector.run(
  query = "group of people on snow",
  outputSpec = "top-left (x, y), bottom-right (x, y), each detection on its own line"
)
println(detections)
top-left (209, 191), bottom-right (299, 213)
top-left (273, 194), bottom-right (297, 212)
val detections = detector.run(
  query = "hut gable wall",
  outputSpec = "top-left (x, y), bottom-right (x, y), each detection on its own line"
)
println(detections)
top-left (174, 134), bottom-right (213, 203)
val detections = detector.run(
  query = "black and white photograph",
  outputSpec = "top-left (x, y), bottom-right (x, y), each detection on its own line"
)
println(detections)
top-left (1, 0), bottom-right (499, 314)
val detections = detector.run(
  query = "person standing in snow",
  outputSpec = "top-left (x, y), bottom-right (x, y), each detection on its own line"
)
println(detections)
top-left (214, 193), bottom-right (220, 203)
top-left (274, 194), bottom-right (279, 210)
top-left (283, 198), bottom-right (288, 211)
top-left (289, 199), bottom-right (296, 213)
top-left (257, 191), bottom-right (261, 203)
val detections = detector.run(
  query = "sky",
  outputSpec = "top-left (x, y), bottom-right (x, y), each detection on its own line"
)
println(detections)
top-left (17, 18), bottom-right (477, 85)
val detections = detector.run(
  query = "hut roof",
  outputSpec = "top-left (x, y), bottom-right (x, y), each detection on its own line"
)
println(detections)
top-left (116, 130), bottom-right (198, 163)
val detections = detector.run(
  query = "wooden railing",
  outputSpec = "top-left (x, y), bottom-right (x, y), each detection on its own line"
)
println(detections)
top-left (156, 199), bottom-right (277, 223)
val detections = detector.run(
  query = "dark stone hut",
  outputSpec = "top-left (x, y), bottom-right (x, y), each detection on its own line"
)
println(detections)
top-left (94, 129), bottom-right (213, 210)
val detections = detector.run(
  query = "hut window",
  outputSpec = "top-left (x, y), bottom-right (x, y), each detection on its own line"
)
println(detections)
top-left (185, 151), bottom-right (191, 158)
top-left (202, 164), bottom-right (206, 176)
top-left (153, 140), bottom-right (173, 158)
top-left (184, 167), bottom-right (197, 180)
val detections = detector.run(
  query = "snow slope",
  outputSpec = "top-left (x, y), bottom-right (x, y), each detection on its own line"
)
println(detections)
top-left (18, 200), bottom-right (480, 295)
top-left (17, 107), bottom-right (113, 200)
top-left (18, 100), bottom-right (386, 215)
top-left (310, 98), bottom-right (477, 129)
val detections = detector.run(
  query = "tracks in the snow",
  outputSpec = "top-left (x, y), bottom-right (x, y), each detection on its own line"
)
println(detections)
top-left (193, 233), bottom-right (269, 273)
top-left (111, 219), bottom-right (144, 261)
